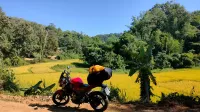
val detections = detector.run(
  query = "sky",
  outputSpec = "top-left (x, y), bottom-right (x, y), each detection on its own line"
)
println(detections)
top-left (0, 0), bottom-right (200, 36)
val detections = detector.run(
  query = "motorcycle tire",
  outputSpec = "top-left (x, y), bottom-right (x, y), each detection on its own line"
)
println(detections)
top-left (52, 90), bottom-right (70, 106)
top-left (89, 91), bottom-right (109, 112)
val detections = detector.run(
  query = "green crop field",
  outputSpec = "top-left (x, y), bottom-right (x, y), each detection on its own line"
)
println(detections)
top-left (12, 59), bottom-right (200, 102)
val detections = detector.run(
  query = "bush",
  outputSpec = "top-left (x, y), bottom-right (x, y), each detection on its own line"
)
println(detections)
top-left (0, 68), bottom-right (19, 93)
top-left (10, 56), bottom-right (27, 66)
top-left (170, 53), bottom-right (195, 68)
top-left (181, 55), bottom-right (194, 68)
top-left (103, 52), bottom-right (126, 69)
top-left (181, 53), bottom-right (194, 68)
top-left (3, 58), bottom-right (12, 66)
top-left (193, 54), bottom-right (200, 66)
top-left (57, 52), bottom-right (80, 60)
top-left (154, 52), bottom-right (171, 69)
top-left (158, 92), bottom-right (200, 107)
top-left (108, 83), bottom-right (127, 103)
top-left (82, 46), bottom-right (104, 65)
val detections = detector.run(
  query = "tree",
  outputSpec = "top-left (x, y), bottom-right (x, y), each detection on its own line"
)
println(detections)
top-left (114, 32), bottom-right (146, 67)
top-left (37, 26), bottom-right (48, 61)
top-left (151, 30), bottom-right (182, 55)
top-left (184, 11), bottom-right (200, 53)
top-left (129, 46), bottom-right (157, 103)
top-left (45, 24), bottom-right (59, 55)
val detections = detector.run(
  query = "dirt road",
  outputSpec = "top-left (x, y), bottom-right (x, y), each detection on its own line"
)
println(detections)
top-left (0, 94), bottom-right (134, 112)
top-left (0, 100), bottom-right (134, 112)
top-left (0, 94), bottom-right (199, 112)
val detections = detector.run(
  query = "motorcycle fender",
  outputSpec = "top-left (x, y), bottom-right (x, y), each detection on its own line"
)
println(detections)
top-left (88, 91), bottom-right (107, 99)
top-left (55, 89), bottom-right (64, 96)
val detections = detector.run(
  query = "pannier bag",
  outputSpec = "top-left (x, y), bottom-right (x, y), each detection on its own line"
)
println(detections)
top-left (87, 65), bottom-right (112, 85)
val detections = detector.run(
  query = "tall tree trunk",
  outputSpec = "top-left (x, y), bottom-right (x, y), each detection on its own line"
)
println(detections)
top-left (39, 30), bottom-right (48, 61)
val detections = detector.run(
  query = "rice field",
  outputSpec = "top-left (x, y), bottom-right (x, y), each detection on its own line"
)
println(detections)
top-left (12, 59), bottom-right (200, 102)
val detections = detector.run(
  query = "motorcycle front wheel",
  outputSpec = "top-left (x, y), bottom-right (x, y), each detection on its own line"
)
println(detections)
top-left (89, 91), bottom-right (109, 111)
top-left (52, 90), bottom-right (70, 106)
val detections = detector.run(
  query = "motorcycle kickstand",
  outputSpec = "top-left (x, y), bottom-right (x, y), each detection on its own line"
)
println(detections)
top-left (77, 104), bottom-right (80, 108)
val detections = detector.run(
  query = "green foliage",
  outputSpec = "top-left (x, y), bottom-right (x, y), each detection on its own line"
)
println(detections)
top-left (129, 45), bottom-right (157, 103)
top-left (103, 52), bottom-right (126, 69)
top-left (170, 53), bottom-right (195, 68)
top-left (24, 80), bottom-right (55, 96)
top-left (82, 46), bottom-right (104, 65)
top-left (154, 52), bottom-right (171, 69)
top-left (152, 30), bottom-right (182, 55)
top-left (57, 52), bottom-right (80, 60)
top-left (181, 53), bottom-right (195, 68)
top-left (193, 54), bottom-right (200, 66)
top-left (82, 44), bottom-right (126, 69)
top-left (158, 92), bottom-right (200, 107)
top-left (0, 68), bottom-right (19, 93)
top-left (0, 1), bottom-right (200, 71)
top-left (3, 58), bottom-right (12, 66)
top-left (10, 56), bottom-right (27, 66)
top-left (108, 83), bottom-right (127, 103)
top-left (93, 33), bottom-right (121, 42)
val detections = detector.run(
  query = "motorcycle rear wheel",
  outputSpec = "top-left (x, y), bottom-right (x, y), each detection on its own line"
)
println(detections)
top-left (89, 91), bottom-right (108, 111)
top-left (52, 90), bottom-right (70, 106)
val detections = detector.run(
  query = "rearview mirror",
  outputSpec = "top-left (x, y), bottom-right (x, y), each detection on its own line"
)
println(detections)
top-left (67, 66), bottom-right (70, 69)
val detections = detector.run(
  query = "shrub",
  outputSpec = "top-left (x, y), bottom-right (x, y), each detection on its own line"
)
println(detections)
top-left (170, 53), bottom-right (195, 68)
top-left (170, 53), bottom-right (182, 69)
top-left (57, 52), bottom-right (80, 60)
top-left (103, 52), bottom-right (126, 69)
top-left (154, 52), bottom-right (171, 69)
top-left (181, 53), bottom-right (194, 68)
top-left (0, 68), bottom-right (19, 93)
top-left (10, 56), bottom-right (27, 66)
top-left (158, 92), bottom-right (200, 107)
top-left (3, 58), bottom-right (12, 66)
top-left (108, 83), bottom-right (127, 103)
top-left (181, 56), bottom-right (194, 68)
top-left (193, 54), bottom-right (200, 66)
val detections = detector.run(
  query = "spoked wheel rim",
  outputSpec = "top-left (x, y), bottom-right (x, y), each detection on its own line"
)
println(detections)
top-left (52, 91), bottom-right (70, 105)
top-left (55, 94), bottom-right (68, 103)
top-left (91, 94), bottom-right (106, 110)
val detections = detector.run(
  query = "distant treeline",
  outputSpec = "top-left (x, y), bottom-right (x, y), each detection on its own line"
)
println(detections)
top-left (0, 1), bottom-right (200, 69)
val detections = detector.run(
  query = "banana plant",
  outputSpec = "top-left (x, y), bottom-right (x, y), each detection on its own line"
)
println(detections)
top-left (24, 80), bottom-right (55, 96)
top-left (129, 45), bottom-right (157, 103)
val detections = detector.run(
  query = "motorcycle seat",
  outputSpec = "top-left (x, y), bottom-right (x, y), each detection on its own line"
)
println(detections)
top-left (81, 84), bottom-right (90, 88)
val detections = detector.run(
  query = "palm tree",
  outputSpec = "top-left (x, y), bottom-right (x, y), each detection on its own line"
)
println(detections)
top-left (129, 45), bottom-right (157, 103)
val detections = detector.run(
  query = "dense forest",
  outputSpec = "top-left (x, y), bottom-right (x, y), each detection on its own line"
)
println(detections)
top-left (0, 1), bottom-right (200, 70)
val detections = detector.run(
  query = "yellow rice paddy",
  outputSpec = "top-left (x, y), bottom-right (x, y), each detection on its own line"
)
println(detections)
top-left (12, 59), bottom-right (200, 102)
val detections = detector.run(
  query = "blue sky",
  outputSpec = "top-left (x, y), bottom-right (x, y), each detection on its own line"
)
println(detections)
top-left (0, 0), bottom-right (199, 36)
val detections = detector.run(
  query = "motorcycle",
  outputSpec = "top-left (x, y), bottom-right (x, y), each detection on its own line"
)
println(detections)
top-left (52, 66), bottom-right (111, 111)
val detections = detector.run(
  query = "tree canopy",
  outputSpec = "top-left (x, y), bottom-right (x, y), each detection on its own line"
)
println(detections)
top-left (0, 1), bottom-right (200, 68)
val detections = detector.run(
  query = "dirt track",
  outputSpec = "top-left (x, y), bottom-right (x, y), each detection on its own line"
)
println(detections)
top-left (0, 100), bottom-right (134, 112)
top-left (0, 94), bottom-right (200, 112)
top-left (0, 94), bottom-right (134, 112)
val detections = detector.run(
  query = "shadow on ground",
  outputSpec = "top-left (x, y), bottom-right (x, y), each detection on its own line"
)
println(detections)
top-left (29, 103), bottom-right (94, 112)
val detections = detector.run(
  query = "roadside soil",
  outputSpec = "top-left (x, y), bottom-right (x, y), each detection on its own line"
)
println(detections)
top-left (0, 93), bottom-right (199, 112)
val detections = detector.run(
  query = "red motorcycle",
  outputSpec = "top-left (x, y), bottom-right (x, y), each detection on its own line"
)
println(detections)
top-left (52, 66), bottom-right (110, 111)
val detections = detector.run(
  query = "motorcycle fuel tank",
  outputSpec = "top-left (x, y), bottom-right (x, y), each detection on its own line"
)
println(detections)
top-left (71, 77), bottom-right (84, 87)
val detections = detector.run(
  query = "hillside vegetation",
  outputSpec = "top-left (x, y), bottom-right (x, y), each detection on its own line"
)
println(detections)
top-left (0, 0), bottom-right (200, 105)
